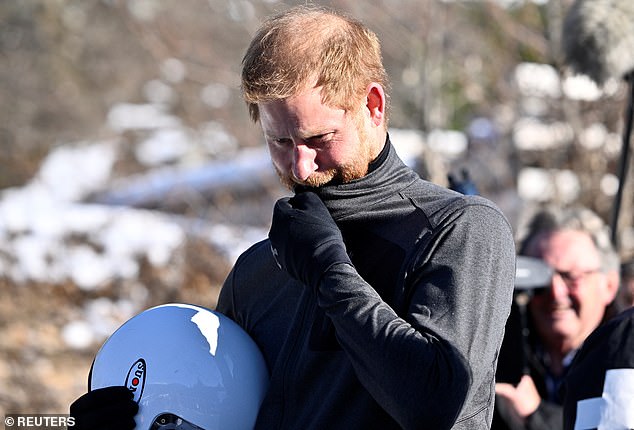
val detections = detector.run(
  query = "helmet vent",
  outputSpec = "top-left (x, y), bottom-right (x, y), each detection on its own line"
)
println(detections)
top-left (150, 413), bottom-right (205, 430)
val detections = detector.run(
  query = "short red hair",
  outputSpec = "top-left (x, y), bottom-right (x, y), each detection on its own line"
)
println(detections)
top-left (241, 5), bottom-right (390, 124)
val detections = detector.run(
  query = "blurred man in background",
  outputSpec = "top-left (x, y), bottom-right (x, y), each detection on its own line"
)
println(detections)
top-left (492, 206), bottom-right (620, 430)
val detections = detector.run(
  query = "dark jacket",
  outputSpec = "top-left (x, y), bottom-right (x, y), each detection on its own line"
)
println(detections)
top-left (217, 139), bottom-right (516, 429)
top-left (562, 307), bottom-right (634, 430)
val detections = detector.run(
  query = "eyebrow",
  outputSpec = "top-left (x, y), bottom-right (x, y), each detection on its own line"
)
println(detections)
top-left (265, 128), bottom-right (335, 141)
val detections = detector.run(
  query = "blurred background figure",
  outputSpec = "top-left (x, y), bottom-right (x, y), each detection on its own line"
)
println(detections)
top-left (492, 206), bottom-right (620, 430)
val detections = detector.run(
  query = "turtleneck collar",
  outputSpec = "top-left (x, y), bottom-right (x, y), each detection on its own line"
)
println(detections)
top-left (296, 135), bottom-right (420, 221)
top-left (367, 134), bottom-right (391, 173)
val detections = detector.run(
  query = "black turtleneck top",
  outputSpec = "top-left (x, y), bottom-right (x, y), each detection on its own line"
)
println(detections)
top-left (217, 137), bottom-right (516, 430)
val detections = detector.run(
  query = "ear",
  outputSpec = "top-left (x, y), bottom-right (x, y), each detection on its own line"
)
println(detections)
top-left (603, 269), bottom-right (620, 304)
top-left (365, 83), bottom-right (385, 128)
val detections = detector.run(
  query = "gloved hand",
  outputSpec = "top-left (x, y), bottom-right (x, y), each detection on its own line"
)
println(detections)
top-left (70, 386), bottom-right (138, 430)
top-left (269, 191), bottom-right (352, 289)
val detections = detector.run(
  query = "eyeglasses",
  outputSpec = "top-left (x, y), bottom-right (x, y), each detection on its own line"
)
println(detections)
top-left (553, 268), bottom-right (602, 288)
top-left (532, 267), bottom-right (602, 295)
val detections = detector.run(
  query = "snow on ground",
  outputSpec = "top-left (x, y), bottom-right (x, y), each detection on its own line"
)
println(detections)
top-left (0, 112), bottom-right (269, 290)
top-left (0, 135), bottom-right (270, 354)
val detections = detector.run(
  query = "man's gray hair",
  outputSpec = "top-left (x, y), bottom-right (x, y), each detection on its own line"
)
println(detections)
top-left (519, 206), bottom-right (620, 272)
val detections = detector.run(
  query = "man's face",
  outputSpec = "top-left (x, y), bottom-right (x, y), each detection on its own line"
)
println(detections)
top-left (527, 230), bottom-right (615, 353)
top-left (258, 84), bottom-right (378, 190)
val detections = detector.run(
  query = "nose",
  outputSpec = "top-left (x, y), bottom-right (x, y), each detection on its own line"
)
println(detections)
top-left (291, 144), bottom-right (318, 182)
top-left (548, 273), bottom-right (570, 300)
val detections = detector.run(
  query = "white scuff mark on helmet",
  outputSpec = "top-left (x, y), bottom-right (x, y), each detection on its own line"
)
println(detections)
top-left (167, 303), bottom-right (220, 355)
top-left (190, 310), bottom-right (220, 356)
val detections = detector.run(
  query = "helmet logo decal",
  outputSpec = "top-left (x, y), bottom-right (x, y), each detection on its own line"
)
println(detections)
top-left (125, 358), bottom-right (146, 402)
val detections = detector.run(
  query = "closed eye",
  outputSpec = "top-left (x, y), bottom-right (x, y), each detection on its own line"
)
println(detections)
top-left (267, 132), bottom-right (335, 148)
top-left (306, 132), bottom-right (335, 147)
top-left (268, 137), bottom-right (292, 147)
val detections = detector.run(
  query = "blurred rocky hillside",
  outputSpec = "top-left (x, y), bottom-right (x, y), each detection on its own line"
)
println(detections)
top-left (1, 0), bottom-right (633, 417)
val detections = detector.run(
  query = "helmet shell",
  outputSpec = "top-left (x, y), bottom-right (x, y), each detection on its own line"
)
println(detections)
top-left (90, 303), bottom-right (269, 430)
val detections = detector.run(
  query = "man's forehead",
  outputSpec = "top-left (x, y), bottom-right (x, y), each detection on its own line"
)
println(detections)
top-left (259, 93), bottom-right (348, 134)
top-left (531, 230), bottom-right (601, 266)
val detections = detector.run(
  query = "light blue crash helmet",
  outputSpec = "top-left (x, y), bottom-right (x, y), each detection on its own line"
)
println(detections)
top-left (89, 303), bottom-right (269, 430)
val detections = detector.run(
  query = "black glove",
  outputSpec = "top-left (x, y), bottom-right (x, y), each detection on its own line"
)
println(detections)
top-left (70, 386), bottom-right (138, 430)
top-left (269, 191), bottom-right (352, 289)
